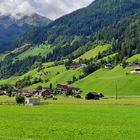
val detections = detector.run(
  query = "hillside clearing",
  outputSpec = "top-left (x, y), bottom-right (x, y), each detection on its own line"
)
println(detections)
top-left (127, 54), bottom-right (140, 62)
top-left (73, 66), bottom-right (140, 96)
top-left (74, 44), bottom-right (111, 62)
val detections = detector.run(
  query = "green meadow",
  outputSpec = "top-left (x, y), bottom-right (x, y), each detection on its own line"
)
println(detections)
top-left (127, 54), bottom-right (140, 62)
top-left (74, 44), bottom-right (110, 61)
top-left (13, 43), bottom-right (53, 62)
top-left (73, 65), bottom-right (140, 96)
top-left (0, 97), bottom-right (140, 140)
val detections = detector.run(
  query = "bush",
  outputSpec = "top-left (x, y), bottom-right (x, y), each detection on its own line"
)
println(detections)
top-left (74, 94), bottom-right (81, 99)
top-left (16, 95), bottom-right (25, 104)
top-left (53, 97), bottom-right (58, 100)
top-left (0, 91), bottom-right (5, 96)
top-left (44, 95), bottom-right (53, 99)
top-left (79, 75), bottom-right (85, 79)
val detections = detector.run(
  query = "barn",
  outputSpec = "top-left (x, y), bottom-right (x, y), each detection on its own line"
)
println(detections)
top-left (25, 98), bottom-right (40, 105)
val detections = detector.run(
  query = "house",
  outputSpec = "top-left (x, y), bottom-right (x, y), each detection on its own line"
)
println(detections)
top-left (104, 64), bottom-right (113, 69)
top-left (56, 84), bottom-right (72, 94)
top-left (19, 90), bottom-right (34, 97)
top-left (80, 64), bottom-right (88, 68)
top-left (85, 92), bottom-right (101, 100)
top-left (35, 88), bottom-right (53, 97)
top-left (72, 88), bottom-right (81, 94)
top-left (132, 62), bottom-right (140, 67)
top-left (25, 98), bottom-right (40, 105)
top-left (131, 67), bottom-right (140, 74)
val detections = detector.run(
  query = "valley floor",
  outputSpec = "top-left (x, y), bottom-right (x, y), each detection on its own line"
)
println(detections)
top-left (0, 96), bottom-right (140, 140)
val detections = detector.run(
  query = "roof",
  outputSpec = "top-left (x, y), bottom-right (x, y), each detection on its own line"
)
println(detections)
top-left (135, 67), bottom-right (140, 70)
top-left (57, 84), bottom-right (71, 89)
top-left (41, 88), bottom-right (53, 93)
top-left (88, 92), bottom-right (99, 96)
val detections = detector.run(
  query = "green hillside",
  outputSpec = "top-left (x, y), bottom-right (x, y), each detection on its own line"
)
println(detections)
top-left (13, 43), bottom-right (53, 62)
top-left (27, 67), bottom-right (82, 89)
top-left (75, 44), bottom-right (110, 61)
top-left (73, 66), bottom-right (140, 96)
top-left (98, 53), bottom-right (118, 62)
top-left (127, 54), bottom-right (140, 62)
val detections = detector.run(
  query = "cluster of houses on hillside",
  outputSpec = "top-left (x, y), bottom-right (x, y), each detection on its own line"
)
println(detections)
top-left (104, 62), bottom-right (140, 74)
top-left (18, 84), bottom-right (81, 97)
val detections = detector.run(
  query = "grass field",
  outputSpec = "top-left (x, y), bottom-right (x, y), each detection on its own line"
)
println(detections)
top-left (0, 96), bottom-right (140, 140)
top-left (13, 43), bottom-right (53, 61)
top-left (127, 54), bottom-right (140, 62)
top-left (73, 66), bottom-right (140, 96)
top-left (98, 53), bottom-right (118, 62)
top-left (74, 44), bottom-right (111, 62)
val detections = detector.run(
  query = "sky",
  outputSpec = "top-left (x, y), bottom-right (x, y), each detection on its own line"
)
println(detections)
top-left (0, 0), bottom-right (93, 20)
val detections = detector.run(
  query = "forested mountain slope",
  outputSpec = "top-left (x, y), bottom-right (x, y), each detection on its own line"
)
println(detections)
top-left (7, 0), bottom-right (140, 52)
top-left (0, 0), bottom-right (140, 80)
top-left (95, 11), bottom-right (140, 60)
top-left (0, 14), bottom-right (51, 52)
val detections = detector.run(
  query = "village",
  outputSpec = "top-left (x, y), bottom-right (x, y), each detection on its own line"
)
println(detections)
top-left (0, 60), bottom-right (140, 105)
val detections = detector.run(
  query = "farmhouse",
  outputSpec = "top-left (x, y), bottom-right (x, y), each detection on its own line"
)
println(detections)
top-left (104, 64), bottom-right (113, 69)
top-left (132, 62), bottom-right (140, 67)
top-left (19, 90), bottom-right (34, 97)
top-left (85, 92), bottom-right (104, 100)
top-left (56, 84), bottom-right (72, 94)
top-left (131, 67), bottom-right (140, 74)
top-left (35, 88), bottom-right (53, 97)
top-left (80, 64), bottom-right (88, 68)
top-left (72, 87), bottom-right (81, 94)
top-left (25, 98), bottom-right (40, 105)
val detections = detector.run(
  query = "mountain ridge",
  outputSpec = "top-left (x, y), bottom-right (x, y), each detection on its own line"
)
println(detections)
top-left (0, 13), bottom-right (51, 52)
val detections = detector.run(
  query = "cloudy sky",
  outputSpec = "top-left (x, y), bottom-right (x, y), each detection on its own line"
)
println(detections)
top-left (0, 0), bottom-right (93, 19)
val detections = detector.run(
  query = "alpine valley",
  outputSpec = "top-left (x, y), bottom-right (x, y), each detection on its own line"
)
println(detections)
top-left (0, 0), bottom-right (140, 96)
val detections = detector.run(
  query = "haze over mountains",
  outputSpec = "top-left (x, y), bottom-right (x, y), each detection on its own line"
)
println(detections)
top-left (0, 13), bottom-right (51, 51)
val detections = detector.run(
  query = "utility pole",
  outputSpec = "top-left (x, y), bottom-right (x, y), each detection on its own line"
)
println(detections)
top-left (115, 80), bottom-right (118, 100)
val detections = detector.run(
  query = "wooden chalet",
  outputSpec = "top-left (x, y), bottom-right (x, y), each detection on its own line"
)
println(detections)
top-left (85, 92), bottom-right (104, 100)
top-left (35, 87), bottom-right (53, 97)
top-left (56, 84), bottom-right (72, 94)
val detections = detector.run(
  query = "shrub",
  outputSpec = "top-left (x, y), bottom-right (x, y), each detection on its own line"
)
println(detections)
top-left (0, 91), bottom-right (5, 96)
top-left (44, 95), bottom-right (53, 99)
top-left (79, 75), bottom-right (85, 79)
top-left (53, 97), bottom-right (58, 100)
top-left (74, 94), bottom-right (81, 99)
top-left (16, 95), bottom-right (25, 104)
top-left (36, 85), bottom-right (42, 90)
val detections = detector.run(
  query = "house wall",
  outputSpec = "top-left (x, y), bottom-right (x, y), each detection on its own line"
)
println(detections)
top-left (25, 99), bottom-right (40, 105)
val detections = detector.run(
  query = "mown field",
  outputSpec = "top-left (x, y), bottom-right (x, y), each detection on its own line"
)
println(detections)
top-left (74, 44), bottom-right (111, 62)
top-left (73, 65), bottom-right (140, 96)
top-left (0, 97), bottom-right (140, 140)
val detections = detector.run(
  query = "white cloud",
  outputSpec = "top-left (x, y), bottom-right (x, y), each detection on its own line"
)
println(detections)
top-left (0, 0), bottom-right (93, 19)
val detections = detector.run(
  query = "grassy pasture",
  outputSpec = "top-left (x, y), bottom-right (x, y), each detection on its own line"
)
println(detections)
top-left (0, 97), bottom-right (140, 140)
top-left (73, 66), bottom-right (140, 96)
top-left (127, 54), bottom-right (140, 62)
top-left (74, 44), bottom-right (110, 62)
top-left (13, 43), bottom-right (53, 61)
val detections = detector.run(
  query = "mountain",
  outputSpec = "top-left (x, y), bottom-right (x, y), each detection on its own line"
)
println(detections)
top-left (95, 11), bottom-right (140, 60)
top-left (40, 0), bottom-right (140, 44)
top-left (0, 13), bottom-right (51, 28)
top-left (0, 13), bottom-right (51, 52)
top-left (0, 0), bottom-right (140, 79)
top-left (8, 0), bottom-right (140, 54)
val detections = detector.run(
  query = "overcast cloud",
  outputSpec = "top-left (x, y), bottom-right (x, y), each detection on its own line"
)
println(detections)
top-left (0, 0), bottom-right (93, 19)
